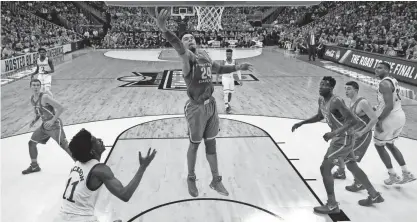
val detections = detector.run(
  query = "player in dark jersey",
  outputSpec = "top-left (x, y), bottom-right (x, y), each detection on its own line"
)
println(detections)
top-left (23, 79), bottom-right (73, 175)
top-left (150, 8), bottom-right (253, 197)
top-left (333, 81), bottom-right (378, 192)
top-left (291, 77), bottom-right (383, 214)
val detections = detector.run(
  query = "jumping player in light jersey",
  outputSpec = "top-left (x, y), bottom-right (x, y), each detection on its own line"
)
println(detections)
top-left (31, 47), bottom-right (54, 96)
top-left (55, 129), bottom-right (156, 222)
top-left (221, 49), bottom-right (242, 114)
top-left (333, 81), bottom-right (378, 193)
top-left (23, 79), bottom-right (72, 175)
top-left (292, 76), bottom-right (383, 214)
top-left (373, 62), bottom-right (415, 185)
top-left (149, 7), bottom-right (253, 197)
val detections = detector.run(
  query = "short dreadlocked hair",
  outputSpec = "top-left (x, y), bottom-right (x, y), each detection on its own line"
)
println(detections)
top-left (69, 129), bottom-right (94, 163)
top-left (322, 76), bottom-right (336, 88)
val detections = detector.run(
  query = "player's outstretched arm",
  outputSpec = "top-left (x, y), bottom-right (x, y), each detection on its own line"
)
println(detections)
top-left (301, 107), bottom-right (324, 125)
top-left (43, 94), bottom-right (65, 121)
top-left (47, 58), bottom-right (55, 73)
top-left (292, 102), bottom-right (324, 132)
top-left (149, 8), bottom-right (191, 75)
top-left (212, 61), bottom-right (253, 74)
top-left (332, 97), bottom-right (358, 136)
top-left (377, 80), bottom-right (394, 122)
top-left (30, 111), bottom-right (41, 128)
top-left (91, 148), bottom-right (156, 202)
top-left (31, 65), bottom-right (39, 79)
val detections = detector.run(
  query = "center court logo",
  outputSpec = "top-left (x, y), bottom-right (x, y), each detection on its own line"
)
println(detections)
top-left (117, 69), bottom-right (259, 90)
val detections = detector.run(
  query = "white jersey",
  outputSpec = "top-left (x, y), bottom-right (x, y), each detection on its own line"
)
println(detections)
top-left (222, 59), bottom-right (236, 78)
top-left (37, 57), bottom-right (51, 74)
top-left (376, 76), bottom-right (402, 116)
top-left (60, 159), bottom-right (101, 216)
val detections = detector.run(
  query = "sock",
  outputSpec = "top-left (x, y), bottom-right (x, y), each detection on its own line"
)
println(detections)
top-left (327, 193), bottom-right (336, 204)
top-left (401, 165), bottom-right (409, 173)
top-left (388, 168), bottom-right (396, 174)
top-left (223, 92), bottom-right (228, 106)
top-left (31, 159), bottom-right (38, 165)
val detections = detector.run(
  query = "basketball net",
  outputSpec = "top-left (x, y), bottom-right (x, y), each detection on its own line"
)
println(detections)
top-left (194, 6), bottom-right (224, 31)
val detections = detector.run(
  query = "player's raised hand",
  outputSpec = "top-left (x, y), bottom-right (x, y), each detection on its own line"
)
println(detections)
top-left (291, 122), bottom-right (303, 132)
top-left (146, 7), bottom-right (170, 32)
top-left (139, 148), bottom-right (157, 168)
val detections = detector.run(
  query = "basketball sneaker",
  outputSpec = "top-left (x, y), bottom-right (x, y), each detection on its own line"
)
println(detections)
top-left (333, 169), bottom-right (346, 179)
top-left (313, 201), bottom-right (340, 214)
top-left (22, 163), bottom-right (41, 174)
top-left (345, 179), bottom-right (365, 192)
top-left (384, 172), bottom-right (401, 185)
top-left (358, 192), bottom-right (384, 206)
top-left (226, 104), bottom-right (231, 114)
top-left (187, 175), bottom-right (198, 197)
top-left (397, 171), bottom-right (416, 184)
top-left (209, 176), bottom-right (229, 196)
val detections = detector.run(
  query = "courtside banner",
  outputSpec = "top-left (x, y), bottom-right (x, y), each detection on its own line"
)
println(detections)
top-left (1, 46), bottom-right (64, 74)
top-left (323, 45), bottom-right (417, 86)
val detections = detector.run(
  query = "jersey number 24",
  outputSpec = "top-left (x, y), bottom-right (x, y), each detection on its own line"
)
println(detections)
top-left (201, 67), bottom-right (212, 79)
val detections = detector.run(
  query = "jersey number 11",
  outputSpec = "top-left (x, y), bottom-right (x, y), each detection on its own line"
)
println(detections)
top-left (63, 177), bottom-right (79, 202)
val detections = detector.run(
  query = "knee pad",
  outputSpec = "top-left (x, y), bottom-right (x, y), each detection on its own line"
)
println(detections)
top-left (29, 140), bottom-right (37, 147)
top-left (204, 139), bottom-right (216, 154)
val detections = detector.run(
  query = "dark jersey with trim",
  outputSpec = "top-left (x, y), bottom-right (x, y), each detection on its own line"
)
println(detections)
top-left (183, 50), bottom-right (214, 103)
top-left (319, 95), bottom-right (351, 136)
top-left (31, 93), bottom-right (55, 122)
top-left (350, 97), bottom-right (371, 132)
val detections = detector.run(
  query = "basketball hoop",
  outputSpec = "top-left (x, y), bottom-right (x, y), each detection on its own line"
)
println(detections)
top-left (194, 6), bottom-right (224, 31)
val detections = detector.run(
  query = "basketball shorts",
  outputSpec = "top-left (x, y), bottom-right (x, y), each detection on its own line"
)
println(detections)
top-left (325, 135), bottom-right (355, 163)
top-left (352, 130), bottom-right (372, 162)
top-left (222, 76), bottom-right (235, 93)
top-left (37, 73), bottom-right (52, 92)
top-left (53, 213), bottom-right (99, 222)
top-left (184, 96), bottom-right (219, 143)
top-left (31, 119), bottom-right (67, 146)
top-left (374, 109), bottom-right (406, 146)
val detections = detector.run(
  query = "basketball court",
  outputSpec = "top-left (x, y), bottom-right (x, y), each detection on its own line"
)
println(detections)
top-left (2, 2), bottom-right (417, 222)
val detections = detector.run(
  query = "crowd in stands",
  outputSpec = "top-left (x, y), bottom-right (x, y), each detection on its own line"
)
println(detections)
top-left (2, 1), bottom-right (416, 62)
top-left (18, 1), bottom-right (93, 34)
top-left (99, 6), bottom-right (266, 49)
top-left (1, 4), bottom-right (80, 60)
top-left (282, 1), bottom-right (417, 61)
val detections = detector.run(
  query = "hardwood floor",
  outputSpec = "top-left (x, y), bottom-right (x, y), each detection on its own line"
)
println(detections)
top-left (2, 48), bottom-right (416, 140)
